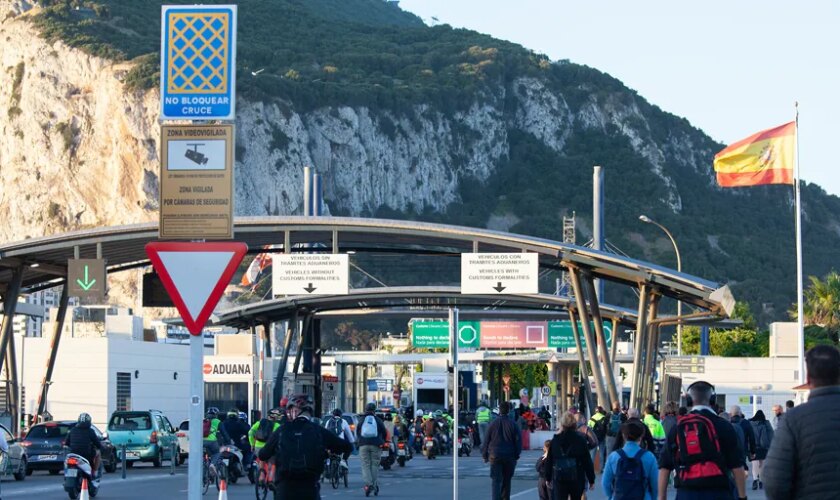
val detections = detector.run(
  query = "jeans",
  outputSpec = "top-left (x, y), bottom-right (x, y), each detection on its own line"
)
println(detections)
top-left (479, 422), bottom-right (490, 446)
top-left (274, 478), bottom-right (320, 500)
top-left (490, 458), bottom-right (516, 500)
top-left (203, 440), bottom-right (221, 470)
top-left (598, 439), bottom-right (607, 471)
top-left (358, 445), bottom-right (381, 488)
top-left (552, 480), bottom-right (584, 500)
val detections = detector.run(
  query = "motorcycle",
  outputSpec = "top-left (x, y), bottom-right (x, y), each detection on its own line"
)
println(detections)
top-left (379, 441), bottom-right (395, 470)
top-left (457, 426), bottom-right (472, 457)
top-left (396, 440), bottom-right (412, 467)
top-left (413, 430), bottom-right (424, 454)
top-left (218, 444), bottom-right (246, 484)
top-left (64, 453), bottom-right (101, 499)
top-left (422, 436), bottom-right (437, 460)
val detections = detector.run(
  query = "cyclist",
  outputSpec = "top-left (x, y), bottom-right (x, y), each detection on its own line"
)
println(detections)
top-left (258, 394), bottom-right (352, 500)
top-left (203, 408), bottom-right (230, 472)
top-left (324, 408), bottom-right (355, 471)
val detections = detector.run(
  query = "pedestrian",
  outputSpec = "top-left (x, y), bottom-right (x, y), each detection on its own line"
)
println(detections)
top-left (657, 380), bottom-right (746, 500)
top-left (588, 406), bottom-right (608, 473)
top-left (356, 402), bottom-right (387, 497)
top-left (575, 413), bottom-right (599, 466)
top-left (748, 410), bottom-right (773, 490)
top-left (536, 439), bottom-right (553, 500)
top-left (660, 401), bottom-right (678, 438)
top-left (476, 400), bottom-right (493, 446)
top-left (482, 401), bottom-right (522, 500)
top-left (258, 394), bottom-right (352, 500)
top-left (604, 402), bottom-right (626, 473)
top-left (543, 411), bottom-right (595, 500)
top-left (602, 421), bottom-right (658, 500)
top-left (785, 399), bottom-right (795, 411)
top-left (677, 406), bottom-right (687, 417)
top-left (765, 345), bottom-right (840, 498)
top-left (612, 408), bottom-right (654, 453)
top-left (642, 404), bottom-right (665, 458)
top-left (730, 405), bottom-right (756, 479)
top-left (770, 404), bottom-right (784, 430)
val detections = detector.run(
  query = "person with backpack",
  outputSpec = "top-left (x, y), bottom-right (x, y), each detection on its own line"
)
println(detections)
top-left (258, 393), bottom-right (351, 500)
top-left (605, 402), bottom-right (627, 473)
top-left (249, 407), bottom-right (283, 455)
top-left (356, 402), bottom-right (387, 497)
top-left (747, 410), bottom-right (773, 490)
top-left (543, 411), bottom-right (595, 499)
top-left (602, 421), bottom-right (658, 500)
top-left (536, 440), bottom-right (553, 500)
top-left (729, 406), bottom-right (756, 471)
top-left (483, 402), bottom-right (522, 500)
top-left (613, 409), bottom-right (655, 454)
top-left (588, 406), bottom-right (608, 472)
top-left (202, 408), bottom-right (230, 473)
top-left (576, 413), bottom-right (599, 468)
top-left (657, 381), bottom-right (746, 500)
top-left (324, 408), bottom-right (355, 471)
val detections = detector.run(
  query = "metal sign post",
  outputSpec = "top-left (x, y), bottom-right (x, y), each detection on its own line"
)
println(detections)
top-left (188, 333), bottom-right (203, 500)
top-left (450, 307), bottom-right (459, 500)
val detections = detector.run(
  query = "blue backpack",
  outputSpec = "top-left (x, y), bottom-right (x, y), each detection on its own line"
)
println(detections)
top-left (613, 449), bottom-right (647, 500)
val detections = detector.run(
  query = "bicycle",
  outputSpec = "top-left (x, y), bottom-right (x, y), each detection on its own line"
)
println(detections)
top-left (325, 454), bottom-right (341, 489)
top-left (202, 448), bottom-right (219, 495)
top-left (254, 458), bottom-right (273, 500)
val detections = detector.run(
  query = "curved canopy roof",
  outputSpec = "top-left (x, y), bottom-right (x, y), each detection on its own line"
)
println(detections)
top-left (0, 216), bottom-right (731, 316)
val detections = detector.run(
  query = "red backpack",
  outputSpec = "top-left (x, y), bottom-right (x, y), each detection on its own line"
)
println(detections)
top-left (673, 413), bottom-right (729, 490)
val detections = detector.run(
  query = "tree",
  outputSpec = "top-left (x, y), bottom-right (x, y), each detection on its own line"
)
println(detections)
top-left (800, 271), bottom-right (840, 342)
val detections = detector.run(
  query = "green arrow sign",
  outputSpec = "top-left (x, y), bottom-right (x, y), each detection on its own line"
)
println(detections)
top-left (76, 265), bottom-right (97, 290)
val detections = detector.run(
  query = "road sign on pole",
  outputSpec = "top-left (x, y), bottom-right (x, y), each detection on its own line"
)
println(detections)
top-left (160, 124), bottom-right (234, 240)
top-left (145, 242), bottom-right (247, 334)
top-left (271, 254), bottom-right (349, 296)
top-left (460, 253), bottom-right (538, 294)
top-left (160, 5), bottom-right (237, 120)
top-left (67, 259), bottom-right (106, 302)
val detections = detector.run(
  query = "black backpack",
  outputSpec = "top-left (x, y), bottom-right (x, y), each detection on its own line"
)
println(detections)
top-left (277, 420), bottom-right (325, 480)
top-left (613, 449), bottom-right (647, 500)
top-left (674, 414), bottom-right (728, 490)
top-left (326, 416), bottom-right (343, 437)
top-left (253, 418), bottom-right (273, 442)
top-left (552, 444), bottom-right (577, 483)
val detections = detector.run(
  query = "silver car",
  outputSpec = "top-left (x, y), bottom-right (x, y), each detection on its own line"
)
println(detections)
top-left (0, 423), bottom-right (27, 481)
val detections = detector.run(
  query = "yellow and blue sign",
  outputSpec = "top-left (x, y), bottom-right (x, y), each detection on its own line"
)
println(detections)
top-left (160, 5), bottom-right (237, 120)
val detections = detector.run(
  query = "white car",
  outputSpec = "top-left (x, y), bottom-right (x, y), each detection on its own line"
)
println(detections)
top-left (176, 421), bottom-right (189, 461)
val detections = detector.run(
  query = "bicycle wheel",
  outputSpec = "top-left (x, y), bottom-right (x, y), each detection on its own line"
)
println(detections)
top-left (330, 460), bottom-right (339, 489)
top-left (255, 468), bottom-right (269, 500)
top-left (202, 462), bottom-right (210, 495)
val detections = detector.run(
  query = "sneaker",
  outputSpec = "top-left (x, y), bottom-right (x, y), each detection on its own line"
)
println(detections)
top-left (759, 480), bottom-right (764, 489)
top-left (374, 484), bottom-right (380, 496)
top-left (752, 480), bottom-right (758, 490)
top-left (365, 485), bottom-right (371, 497)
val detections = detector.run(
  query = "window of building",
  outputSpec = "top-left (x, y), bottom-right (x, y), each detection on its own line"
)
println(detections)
top-left (116, 372), bottom-right (131, 411)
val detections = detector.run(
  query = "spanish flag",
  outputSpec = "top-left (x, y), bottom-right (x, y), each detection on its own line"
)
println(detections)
top-left (713, 121), bottom-right (795, 187)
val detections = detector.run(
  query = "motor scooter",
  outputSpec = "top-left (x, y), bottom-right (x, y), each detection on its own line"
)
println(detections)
top-left (457, 426), bottom-right (473, 457)
top-left (422, 435), bottom-right (437, 460)
top-left (379, 441), bottom-right (396, 470)
top-left (218, 444), bottom-right (246, 484)
top-left (64, 453), bottom-right (101, 499)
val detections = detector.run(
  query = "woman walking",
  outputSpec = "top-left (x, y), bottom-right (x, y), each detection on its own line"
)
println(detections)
top-left (749, 410), bottom-right (774, 490)
top-left (542, 412), bottom-right (595, 500)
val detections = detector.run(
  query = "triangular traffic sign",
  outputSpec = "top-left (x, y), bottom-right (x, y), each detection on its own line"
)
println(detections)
top-left (145, 242), bottom-right (248, 335)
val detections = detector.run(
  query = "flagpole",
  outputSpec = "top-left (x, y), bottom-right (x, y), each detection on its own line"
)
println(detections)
top-left (794, 102), bottom-right (805, 385)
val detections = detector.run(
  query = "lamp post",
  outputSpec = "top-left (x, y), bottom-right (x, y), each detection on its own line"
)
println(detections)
top-left (639, 215), bottom-right (683, 355)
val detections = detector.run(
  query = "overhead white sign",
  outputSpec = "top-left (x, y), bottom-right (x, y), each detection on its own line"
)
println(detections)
top-left (460, 253), bottom-right (538, 294)
top-left (271, 254), bottom-right (349, 296)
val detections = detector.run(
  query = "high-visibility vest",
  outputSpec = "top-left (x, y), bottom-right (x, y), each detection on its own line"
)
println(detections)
top-left (588, 412), bottom-right (605, 429)
top-left (476, 408), bottom-right (491, 423)
top-left (644, 414), bottom-right (666, 440)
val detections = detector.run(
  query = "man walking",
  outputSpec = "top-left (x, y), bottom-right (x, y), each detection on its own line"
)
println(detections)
top-left (771, 404), bottom-right (784, 430)
top-left (730, 405), bottom-right (756, 478)
top-left (482, 402), bottom-right (522, 500)
top-left (356, 402), bottom-right (387, 497)
top-left (587, 406), bottom-right (608, 472)
top-left (476, 400), bottom-right (492, 446)
top-left (658, 381), bottom-right (746, 500)
top-left (604, 401), bottom-right (626, 468)
top-left (764, 345), bottom-right (840, 498)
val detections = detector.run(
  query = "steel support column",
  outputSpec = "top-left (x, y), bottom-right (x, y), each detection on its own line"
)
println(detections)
top-left (5, 323), bottom-right (19, 436)
top-left (582, 271), bottom-right (620, 408)
top-left (629, 285), bottom-right (650, 409)
top-left (275, 315), bottom-right (297, 403)
top-left (568, 309), bottom-right (594, 416)
top-left (568, 267), bottom-right (609, 410)
top-left (36, 285), bottom-right (70, 419)
top-left (293, 315), bottom-right (311, 376)
top-left (0, 268), bottom-right (23, 379)
top-left (642, 296), bottom-right (661, 406)
top-left (312, 318), bottom-right (322, 417)
top-left (610, 317), bottom-right (619, 385)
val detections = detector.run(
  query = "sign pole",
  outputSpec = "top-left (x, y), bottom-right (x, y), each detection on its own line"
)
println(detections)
top-left (188, 333), bottom-right (202, 500)
top-left (450, 307), bottom-right (459, 500)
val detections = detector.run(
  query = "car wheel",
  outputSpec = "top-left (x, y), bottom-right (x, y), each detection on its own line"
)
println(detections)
top-left (152, 450), bottom-right (162, 468)
top-left (105, 457), bottom-right (117, 473)
top-left (14, 457), bottom-right (27, 481)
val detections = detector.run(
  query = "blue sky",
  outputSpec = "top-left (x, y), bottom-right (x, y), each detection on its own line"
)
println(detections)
top-left (399, 0), bottom-right (840, 196)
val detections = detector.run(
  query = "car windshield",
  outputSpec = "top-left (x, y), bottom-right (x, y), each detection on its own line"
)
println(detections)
top-left (108, 413), bottom-right (152, 431)
top-left (26, 424), bottom-right (71, 439)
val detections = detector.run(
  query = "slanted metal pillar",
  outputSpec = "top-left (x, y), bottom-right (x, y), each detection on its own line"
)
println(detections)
top-left (275, 315), bottom-right (297, 404)
top-left (5, 322), bottom-right (19, 436)
top-left (0, 268), bottom-right (23, 379)
top-left (629, 285), bottom-right (650, 410)
top-left (642, 296), bottom-right (661, 406)
top-left (610, 317), bottom-right (620, 383)
top-left (582, 270), bottom-right (619, 408)
top-left (293, 314), bottom-right (311, 376)
top-left (568, 267), bottom-right (609, 410)
top-left (312, 318), bottom-right (322, 417)
top-left (568, 309), bottom-right (594, 416)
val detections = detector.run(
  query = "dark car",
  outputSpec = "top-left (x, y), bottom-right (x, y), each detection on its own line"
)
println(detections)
top-left (23, 421), bottom-right (117, 475)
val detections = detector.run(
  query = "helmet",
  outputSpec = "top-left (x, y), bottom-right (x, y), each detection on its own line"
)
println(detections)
top-left (268, 407), bottom-right (283, 420)
top-left (206, 407), bottom-right (220, 418)
top-left (332, 408), bottom-right (343, 417)
top-left (286, 393), bottom-right (314, 414)
top-left (434, 410), bottom-right (443, 417)
top-left (417, 409), bottom-right (424, 417)
top-left (394, 416), bottom-right (401, 424)
top-left (422, 414), bottom-right (431, 421)
top-left (365, 402), bottom-right (377, 413)
top-left (238, 412), bottom-right (247, 421)
top-left (227, 410), bottom-right (239, 419)
top-left (78, 413), bottom-right (91, 424)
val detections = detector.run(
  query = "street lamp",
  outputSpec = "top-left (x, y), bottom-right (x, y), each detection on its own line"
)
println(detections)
top-left (639, 215), bottom-right (683, 355)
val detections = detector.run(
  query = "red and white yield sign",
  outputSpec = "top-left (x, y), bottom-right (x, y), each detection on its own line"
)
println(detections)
top-left (145, 242), bottom-right (247, 335)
